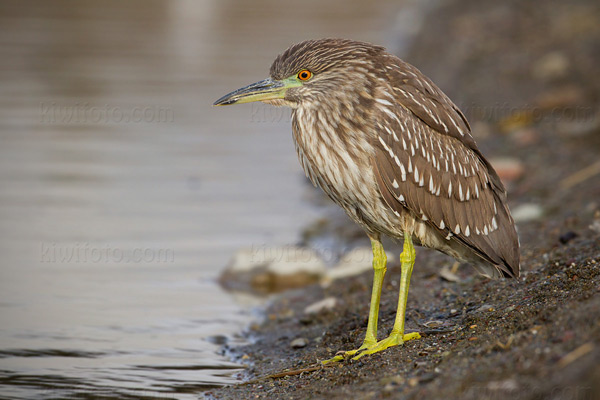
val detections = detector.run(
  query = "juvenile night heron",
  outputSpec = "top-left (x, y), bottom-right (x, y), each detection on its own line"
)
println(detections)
top-left (214, 38), bottom-right (520, 362)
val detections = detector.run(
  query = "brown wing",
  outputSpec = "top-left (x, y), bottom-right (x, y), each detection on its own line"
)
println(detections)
top-left (381, 58), bottom-right (507, 195)
top-left (372, 99), bottom-right (519, 277)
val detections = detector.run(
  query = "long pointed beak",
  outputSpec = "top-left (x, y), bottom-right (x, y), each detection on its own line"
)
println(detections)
top-left (213, 78), bottom-right (293, 106)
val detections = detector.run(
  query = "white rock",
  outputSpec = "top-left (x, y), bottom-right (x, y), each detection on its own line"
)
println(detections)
top-left (227, 245), bottom-right (326, 275)
top-left (266, 246), bottom-right (326, 276)
top-left (325, 247), bottom-right (393, 281)
top-left (304, 297), bottom-right (338, 314)
top-left (439, 265), bottom-right (461, 282)
top-left (290, 338), bottom-right (308, 348)
top-left (512, 203), bottom-right (544, 222)
top-left (227, 247), bottom-right (268, 273)
top-left (221, 245), bottom-right (326, 293)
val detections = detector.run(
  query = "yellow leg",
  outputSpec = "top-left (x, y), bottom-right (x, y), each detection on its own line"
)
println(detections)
top-left (322, 238), bottom-right (387, 364)
top-left (352, 233), bottom-right (421, 360)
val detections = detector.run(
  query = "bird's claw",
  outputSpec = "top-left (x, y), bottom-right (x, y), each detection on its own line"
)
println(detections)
top-left (322, 332), bottom-right (420, 364)
top-left (321, 340), bottom-right (374, 364)
top-left (352, 331), bottom-right (421, 360)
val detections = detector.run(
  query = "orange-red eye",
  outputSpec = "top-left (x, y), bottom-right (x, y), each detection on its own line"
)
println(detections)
top-left (298, 69), bottom-right (312, 81)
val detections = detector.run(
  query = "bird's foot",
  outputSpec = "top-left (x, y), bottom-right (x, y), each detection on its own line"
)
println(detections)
top-left (351, 331), bottom-right (421, 361)
top-left (322, 332), bottom-right (420, 364)
top-left (321, 338), bottom-right (377, 365)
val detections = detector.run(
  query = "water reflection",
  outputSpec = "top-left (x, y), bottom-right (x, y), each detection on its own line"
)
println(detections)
top-left (0, 0), bottom-right (401, 397)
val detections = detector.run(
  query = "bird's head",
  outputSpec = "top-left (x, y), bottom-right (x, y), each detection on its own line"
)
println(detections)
top-left (213, 38), bottom-right (385, 111)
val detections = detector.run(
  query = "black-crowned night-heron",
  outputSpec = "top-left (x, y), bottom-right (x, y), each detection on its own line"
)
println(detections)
top-left (214, 38), bottom-right (520, 362)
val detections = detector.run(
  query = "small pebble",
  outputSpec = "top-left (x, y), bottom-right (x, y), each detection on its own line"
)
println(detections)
top-left (512, 203), bottom-right (544, 222)
top-left (439, 265), bottom-right (461, 282)
top-left (590, 219), bottom-right (600, 234)
top-left (290, 338), bottom-right (308, 348)
top-left (424, 320), bottom-right (444, 328)
top-left (509, 127), bottom-right (540, 146)
top-left (476, 304), bottom-right (494, 313)
top-left (489, 157), bottom-right (525, 184)
top-left (531, 51), bottom-right (569, 81)
top-left (408, 377), bottom-right (419, 387)
top-left (559, 231), bottom-right (578, 244)
top-left (304, 297), bottom-right (338, 315)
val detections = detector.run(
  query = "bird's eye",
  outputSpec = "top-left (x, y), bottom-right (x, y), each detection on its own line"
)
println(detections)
top-left (297, 69), bottom-right (312, 81)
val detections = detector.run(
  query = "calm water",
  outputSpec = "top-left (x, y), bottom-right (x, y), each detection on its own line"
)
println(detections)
top-left (0, 1), bottom-right (414, 398)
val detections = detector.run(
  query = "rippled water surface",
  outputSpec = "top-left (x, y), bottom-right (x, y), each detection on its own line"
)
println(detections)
top-left (0, 1), bottom-right (407, 398)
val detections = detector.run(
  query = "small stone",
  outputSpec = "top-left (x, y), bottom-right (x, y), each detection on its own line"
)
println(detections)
top-left (475, 304), bottom-right (494, 313)
top-left (509, 128), bottom-right (540, 146)
top-left (206, 335), bottom-right (228, 345)
top-left (304, 297), bottom-right (338, 314)
top-left (383, 383), bottom-right (395, 393)
top-left (512, 203), bottom-right (544, 223)
top-left (504, 305), bottom-right (516, 313)
top-left (424, 320), bottom-right (444, 328)
top-left (290, 338), bottom-right (308, 348)
top-left (532, 51), bottom-right (569, 81)
top-left (439, 265), bottom-right (461, 282)
top-left (559, 231), bottom-right (578, 244)
top-left (489, 157), bottom-right (525, 184)
top-left (590, 218), bottom-right (600, 234)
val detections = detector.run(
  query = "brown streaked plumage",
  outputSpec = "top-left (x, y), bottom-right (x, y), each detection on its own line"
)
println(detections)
top-left (214, 38), bottom-right (520, 362)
